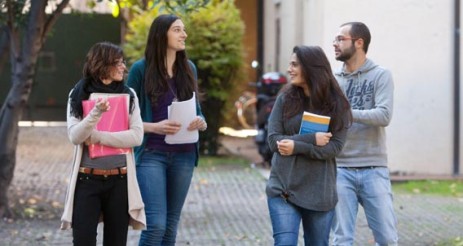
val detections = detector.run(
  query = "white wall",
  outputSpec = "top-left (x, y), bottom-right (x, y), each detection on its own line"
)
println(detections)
top-left (264, 0), bottom-right (306, 72)
top-left (264, 0), bottom-right (461, 175)
top-left (461, 0), bottom-right (463, 174)
top-left (263, 0), bottom-right (277, 72)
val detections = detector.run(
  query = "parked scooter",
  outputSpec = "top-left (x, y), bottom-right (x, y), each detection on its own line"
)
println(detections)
top-left (253, 72), bottom-right (288, 165)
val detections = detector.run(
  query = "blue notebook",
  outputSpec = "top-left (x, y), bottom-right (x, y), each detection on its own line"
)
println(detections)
top-left (299, 111), bottom-right (330, 134)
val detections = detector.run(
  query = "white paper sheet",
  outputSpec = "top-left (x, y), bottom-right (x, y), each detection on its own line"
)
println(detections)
top-left (165, 92), bottom-right (199, 144)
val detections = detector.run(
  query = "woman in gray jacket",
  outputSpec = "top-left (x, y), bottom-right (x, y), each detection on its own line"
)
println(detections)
top-left (266, 45), bottom-right (352, 246)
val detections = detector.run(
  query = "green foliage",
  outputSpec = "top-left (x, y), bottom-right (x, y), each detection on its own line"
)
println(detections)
top-left (0, 0), bottom-right (29, 27)
top-left (185, 0), bottom-right (245, 101)
top-left (392, 180), bottom-right (463, 197)
top-left (184, 0), bottom-right (245, 155)
top-left (123, 5), bottom-right (164, 64)
top-left (155, 0), bottom-right (210, 16)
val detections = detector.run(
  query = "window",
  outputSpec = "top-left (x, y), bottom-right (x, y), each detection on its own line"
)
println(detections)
top-left (38, 51), bottom-right (56, 72)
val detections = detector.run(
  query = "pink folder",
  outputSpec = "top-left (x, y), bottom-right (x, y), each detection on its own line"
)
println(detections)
top-left (82, 94), bottom-right (131, 158)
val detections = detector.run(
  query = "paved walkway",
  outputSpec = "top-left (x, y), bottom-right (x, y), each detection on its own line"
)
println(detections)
top-left (1, 126), bottom-right (463, 245)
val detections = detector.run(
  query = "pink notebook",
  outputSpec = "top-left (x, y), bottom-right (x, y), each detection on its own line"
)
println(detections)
top-left (82, 94), bottom-right (131, 158)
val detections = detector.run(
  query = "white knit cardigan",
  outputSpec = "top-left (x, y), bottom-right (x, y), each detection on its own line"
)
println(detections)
top-left (60, 88), bottom-right (146, 230)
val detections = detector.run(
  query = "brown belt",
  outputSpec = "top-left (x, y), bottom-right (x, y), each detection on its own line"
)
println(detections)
top-left (79, 167), bottom-right (127, 176)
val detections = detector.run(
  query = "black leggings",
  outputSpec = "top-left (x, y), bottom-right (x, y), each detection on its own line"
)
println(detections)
top-left (72, 173), bottom-right (129, 246)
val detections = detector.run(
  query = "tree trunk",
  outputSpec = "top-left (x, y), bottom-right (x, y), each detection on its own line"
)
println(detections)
top-left (200, 97), bottom-right (224, 155)
top-left (0, 109), bottom-right (19, 218)
top-left (0, 0), bottom-right (70, 219)
top-left (0, 61), bottom-right (35, 218)
top-left (0, 105), bottom-right (18, 218)
top-left (0, 26), bottom-right (8, 74)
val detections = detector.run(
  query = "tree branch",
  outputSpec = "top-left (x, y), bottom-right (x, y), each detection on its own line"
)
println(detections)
top-left (0, 26), bottom-right (9, 74)
top-left (24, 0), bottom-right (47, 59)
top-left (42, 0), bottom-right (71, 42)
top-left (5, 0), bottom-right (13, 30)
top-left (5, 0), bottom-right (19, 60)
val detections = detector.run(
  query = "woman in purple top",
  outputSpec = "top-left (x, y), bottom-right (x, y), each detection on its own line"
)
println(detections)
top-left (127, 14), bottom-right (207, 246)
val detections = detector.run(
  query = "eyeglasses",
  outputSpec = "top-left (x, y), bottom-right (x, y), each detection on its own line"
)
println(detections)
top-left (113, 59), bottom-right (126, 67)
top-left (333, 36), bottom-right (359, 44)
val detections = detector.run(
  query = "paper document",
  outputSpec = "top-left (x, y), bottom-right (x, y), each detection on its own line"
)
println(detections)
top-left (165, 92), bottom-right (199, 144)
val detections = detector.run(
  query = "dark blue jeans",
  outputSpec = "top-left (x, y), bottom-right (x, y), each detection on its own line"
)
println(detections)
top-left (268, 196), bottom-right (334, 246)
top-left (137, 149), bottom-right (195, 246)
top-left (72, 173), bottom-right (129, 246)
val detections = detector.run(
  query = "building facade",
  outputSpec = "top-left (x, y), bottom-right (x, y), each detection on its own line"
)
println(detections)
top-left (263, 0), bottom-right (463, 175)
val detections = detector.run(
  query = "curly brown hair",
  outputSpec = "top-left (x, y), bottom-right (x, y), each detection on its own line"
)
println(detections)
top-left (83, 42), bottom-right (124, 81)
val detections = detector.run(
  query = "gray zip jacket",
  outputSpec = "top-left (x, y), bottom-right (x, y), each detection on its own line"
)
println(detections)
top-left (335, 58), bottom-right (394, 167)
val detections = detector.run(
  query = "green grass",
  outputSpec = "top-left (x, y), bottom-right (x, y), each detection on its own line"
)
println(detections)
top-left (197, 156), bottom-right (463, 198)
top-left (198, 155), bottom-right (250, 168)
top-left (392, 180), bottom-right (463, 197)
top-left (436, 236), bottom-right (463, 246)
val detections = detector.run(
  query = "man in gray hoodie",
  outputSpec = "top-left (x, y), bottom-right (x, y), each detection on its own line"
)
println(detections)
top-left (331, 22), bottom-right (399, 245)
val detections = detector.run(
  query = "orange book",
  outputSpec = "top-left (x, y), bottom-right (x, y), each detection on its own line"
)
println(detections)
top-left (82, 94), bottom-right (131, 158)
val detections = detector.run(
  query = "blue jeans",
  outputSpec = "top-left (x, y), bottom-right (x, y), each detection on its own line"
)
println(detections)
top-left (136, 149), bottom-right (195, 246)
top-left (268, 196), bottom-right (334, 246)
top-left (332, 167), bottom-right (398, 246)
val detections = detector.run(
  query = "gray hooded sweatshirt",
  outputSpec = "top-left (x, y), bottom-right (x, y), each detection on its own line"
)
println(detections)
top-left (335, 58), bottom-right (394, 167)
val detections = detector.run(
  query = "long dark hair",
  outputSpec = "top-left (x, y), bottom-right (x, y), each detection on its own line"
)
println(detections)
top-left (70, 42), bottom-right (134, 118)
top-left (144, 14), bottom-right (197, 107)
top-left (282, 45), bottom-right (352, 132)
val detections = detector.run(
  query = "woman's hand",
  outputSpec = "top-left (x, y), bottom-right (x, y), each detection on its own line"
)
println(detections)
top-left (277, 139), bottom-right (294, 156)
top-left (187, 116), bottom-right (207, 131)
top-left (156, 120), bottom-right (181, 135)
top-left (95, 98), bottom-right (110, 112)
top-left (315, 132), bottom-right (332, 146)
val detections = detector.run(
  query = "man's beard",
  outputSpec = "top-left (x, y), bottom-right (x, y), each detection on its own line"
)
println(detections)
top-left (336, 45), bottom-right (356, 62)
